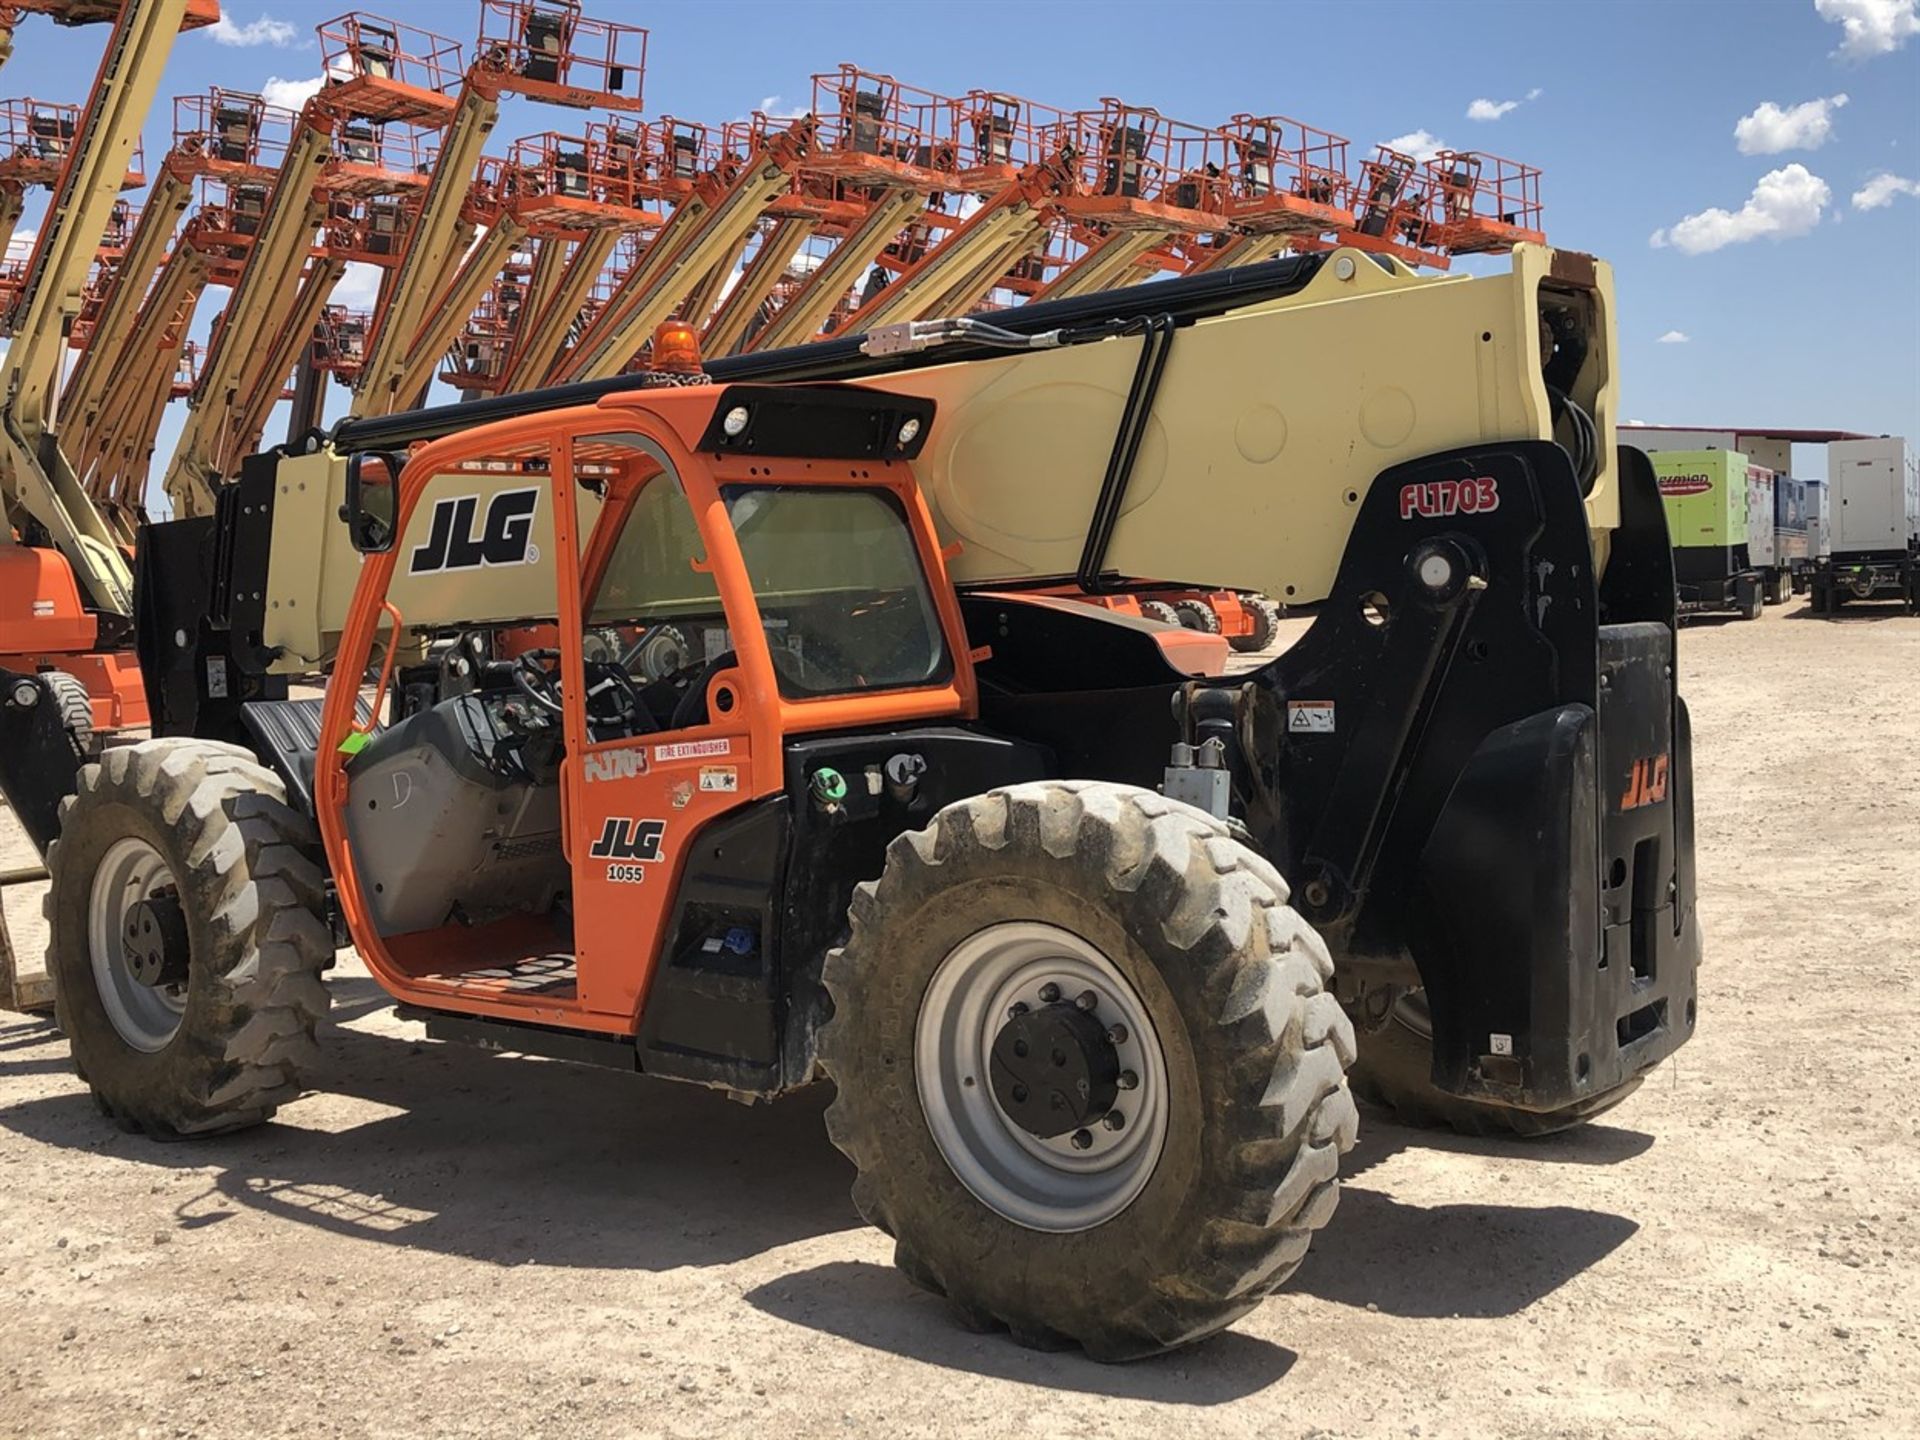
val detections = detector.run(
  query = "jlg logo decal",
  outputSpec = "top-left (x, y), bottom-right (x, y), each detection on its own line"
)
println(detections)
top-left (1619, 754), bottom-right (1670, 811)
top-left (1399, 477), bottom-right (1500, 520)
top-left (589, 816), bottom-right (666, 862)
top-left (408, 488), bottom-right (539, 575)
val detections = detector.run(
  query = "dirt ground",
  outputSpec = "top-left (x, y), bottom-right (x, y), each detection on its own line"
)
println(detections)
top-left (2, 598), bottom-right (1916, 1440)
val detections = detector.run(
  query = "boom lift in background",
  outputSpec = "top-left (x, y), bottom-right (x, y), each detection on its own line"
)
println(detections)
top-left (63, 88), bottom-right (296, 538)
top-left (347, 0), bottom-right (646, 417)
top-left (156, 13), bottom-right (463, 518)
top-left (546, 110), bottom-right (816, 384)
top-left (1028, 101), bottom-right (1229, 302)
top-left (0, 0), bottom-right (215, 73)
top-left (0, 0), bottom-right (198, 748)
top-left (825, 92), bottom-right (1076, 337)
top-left (723, 67), bottom-right (962, 355)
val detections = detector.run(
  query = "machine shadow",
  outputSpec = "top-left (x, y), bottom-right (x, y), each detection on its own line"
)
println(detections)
top-left (743, 1259), bottom-right (1295, 1404)
top-left (1782, 605), bottom-right (1910, 624)
top-left (1, 1001), bottom-right (1642, 1328)
top-left (0, 1014), bottom-right (866, 1274)
top-left (1295, 1112), bottom-right (1645, 1318)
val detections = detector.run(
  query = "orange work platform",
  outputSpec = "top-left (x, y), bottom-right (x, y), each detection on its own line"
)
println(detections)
top-left (0, 97), bottom-right (143, 188)
top-left (474, 0), bottom-right (646, 112)
top-left (1423, 150), bottom-right (1545, 254)
top-left (1047, 100), bottom-right (1232, 230)
top-left (12, 0), bottom-right (217, 26)
top-left (167, 89), bottom-right (298, 184)
top-left (1221, 113), bottom-right (1355, 238)
top-left (315, 13), bottom-right (463, 127)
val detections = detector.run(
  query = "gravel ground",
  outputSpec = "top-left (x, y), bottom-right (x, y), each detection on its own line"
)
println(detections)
top-left (2, 597), bottom-right (1916, 1439)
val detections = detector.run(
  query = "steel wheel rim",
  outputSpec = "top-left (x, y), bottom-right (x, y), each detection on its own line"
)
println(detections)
top-left (88, 837), bottom-right (187, 1052)
top-left (915, 921), bottom-right (1169, 1233)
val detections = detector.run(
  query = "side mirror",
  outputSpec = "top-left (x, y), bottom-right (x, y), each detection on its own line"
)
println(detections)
top-left (342, 450), bottom-right (403, 553)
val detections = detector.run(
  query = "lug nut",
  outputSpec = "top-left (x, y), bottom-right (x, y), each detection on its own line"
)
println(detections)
top-left (1106, 1023), bottom-right (1128, 1045)
top-left (1075, 989), bottom-right (1098, 1012)
top-left (1038, 983), bottom-right (1061, 1003)
top-left (1070, 1129), bottom-right (1093, 1150)
top-left (1011, 1084), bottom-right (1028, 1104)
top-left (1008, 1001), bottom-right (1029, 1019)
top-left (1102, 1111), bottom-right (1126, 1131)
top-left (1117, 1070), bottom-right (1138, 1091)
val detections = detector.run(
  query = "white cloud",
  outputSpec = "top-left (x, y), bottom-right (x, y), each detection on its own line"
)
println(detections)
top-left (1649, 164), bottom-right (1832, 254)
top-left (260, 75), bottom-right (325, 111)
top-left (1852, 171), bottom-right (1920, 207)
top-left (1381, 129), bottom-right (1447, 162)
top-left (1526, 87), bottom-right (1543, 101)
top-left (1467, 98), bottom-right (1519, 121)
top-left (5, 226), bottom-right (34, 263)
top-left (1734, 94), bottom-right (1849, 154)
top-left (329, 261), bottom-right (384, 310)
top-left (1815, 0), bottom-right (1919, 57)
top-left (1657, 330), bottom-right (1691, 344)
top-left (208, 12), bottom-right (296, 47)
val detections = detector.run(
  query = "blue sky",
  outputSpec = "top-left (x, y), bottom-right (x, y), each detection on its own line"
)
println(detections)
top-left (9, 0), bottom-right (1919, 500)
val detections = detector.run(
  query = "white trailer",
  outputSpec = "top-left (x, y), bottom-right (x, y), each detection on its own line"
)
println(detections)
top-left (1814, 437), bottom-right (1918, 614)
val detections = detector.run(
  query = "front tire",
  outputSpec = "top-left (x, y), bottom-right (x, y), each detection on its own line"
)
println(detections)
top-left (46, 740), bottom-right (332, 1137)
top-left (819, 781), bottom-right (1357, 1360)
top-left (1348, 990), bottom-right (1640, 1137)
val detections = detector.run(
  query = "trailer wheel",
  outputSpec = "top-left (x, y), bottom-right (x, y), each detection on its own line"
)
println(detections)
top-left (45, 739), bottom-right (332, 1137)
top-left (1348, 990), bottom-right (1639, 1137)
top-left (1226, 595), bottom-right (1283, 654)
top-left (819, 781), bottom-right (1357, 1360)
top-left (1139, 600), bottom-right (1180, 626)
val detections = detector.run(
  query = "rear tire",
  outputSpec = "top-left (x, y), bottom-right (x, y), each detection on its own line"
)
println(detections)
top-left (45, 739), bottom-right (332, 1137)
top-left (1347, 990), bottom-right (1639, 1137)
top-left (1139, 600), bottom-right (1180, 626)
top-left (42, 669), bottom-right (96, 759)
top-left (1171, 598), bottom-right (1222, 634)
top-left (1227, 595), bottom-right (1282, 654)
top-left (819, 781), bottom-right (1357, 1360)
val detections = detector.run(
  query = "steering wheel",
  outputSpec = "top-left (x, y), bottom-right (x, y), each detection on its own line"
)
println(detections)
top-left (512, 649), bottom-right (565, 716)
top-left (513, 648), bottom-right (648, 733)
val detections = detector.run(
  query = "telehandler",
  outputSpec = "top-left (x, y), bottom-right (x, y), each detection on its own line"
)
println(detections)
top-left (10, 244), bottom-right (1700, 1359)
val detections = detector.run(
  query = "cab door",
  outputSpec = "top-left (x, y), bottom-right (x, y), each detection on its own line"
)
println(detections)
top-left (556, 428), bottom-right (765, 1023)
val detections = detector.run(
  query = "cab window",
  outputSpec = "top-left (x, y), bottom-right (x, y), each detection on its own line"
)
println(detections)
top-left (721, 485), bottom-right (950, 699)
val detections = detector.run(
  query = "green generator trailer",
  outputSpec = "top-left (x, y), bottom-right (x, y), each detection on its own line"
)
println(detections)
top-left (1654, 450), bottom-right (1764, 619)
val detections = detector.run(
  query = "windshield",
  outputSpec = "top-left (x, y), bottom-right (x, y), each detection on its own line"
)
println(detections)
top-left (722, 485), bottom-right (950, 699)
